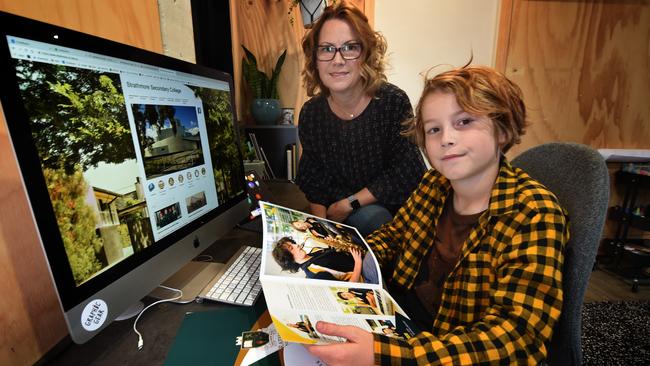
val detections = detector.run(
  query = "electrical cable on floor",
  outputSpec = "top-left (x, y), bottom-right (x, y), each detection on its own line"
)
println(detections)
top-left (133, 285), bottom-right (183, 350)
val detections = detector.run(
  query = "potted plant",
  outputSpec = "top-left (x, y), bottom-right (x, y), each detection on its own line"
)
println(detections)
top-left (241, 45), bottom-right (287, 125)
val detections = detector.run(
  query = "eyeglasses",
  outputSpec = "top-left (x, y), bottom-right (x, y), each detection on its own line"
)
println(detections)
top-left (316, 42), bottom-right (363, 61)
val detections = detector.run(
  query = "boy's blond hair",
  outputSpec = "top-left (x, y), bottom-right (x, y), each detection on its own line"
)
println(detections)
top-left (404, 65), bottom-right (528, 153)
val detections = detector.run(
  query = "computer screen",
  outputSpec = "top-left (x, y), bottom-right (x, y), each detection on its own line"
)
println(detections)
top-left (0, 11), bottom-right (248, 344)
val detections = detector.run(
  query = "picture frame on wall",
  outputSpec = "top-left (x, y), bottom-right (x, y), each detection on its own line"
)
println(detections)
top-left (280, 108), bottom-right (294, 125)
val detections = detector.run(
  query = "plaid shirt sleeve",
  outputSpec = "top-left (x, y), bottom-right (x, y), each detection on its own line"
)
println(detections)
top-left (369, 162), bottom-right (569, 365)
top-left (366, 170), bottom-right (445, 271)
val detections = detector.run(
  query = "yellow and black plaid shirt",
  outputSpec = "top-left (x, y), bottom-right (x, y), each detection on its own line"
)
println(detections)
top-left (367, 159), bottom-right (569, 365)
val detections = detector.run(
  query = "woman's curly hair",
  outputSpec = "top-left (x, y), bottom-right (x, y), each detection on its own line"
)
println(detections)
top-left (301, 0), bottom-right (387, 97)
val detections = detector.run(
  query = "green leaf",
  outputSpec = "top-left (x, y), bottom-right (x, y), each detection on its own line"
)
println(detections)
top-left (242, 45), bottom-right (258, 66)
top-left (241, 45), bottom-right (286, 99)
top-left (243, 45), bottom-right (266, 98)
top-left (269, 49), bottom-right (287, 99)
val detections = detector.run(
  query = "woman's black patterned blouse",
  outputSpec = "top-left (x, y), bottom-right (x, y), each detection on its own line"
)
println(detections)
top-left (295, 83), bottom-right (425, 213)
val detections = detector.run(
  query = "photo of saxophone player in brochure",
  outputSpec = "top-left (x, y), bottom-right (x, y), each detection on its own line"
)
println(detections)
top-left (259, 202), bottom-right (416, 345)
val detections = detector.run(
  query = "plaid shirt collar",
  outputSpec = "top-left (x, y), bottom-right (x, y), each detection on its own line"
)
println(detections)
top-left (423, 157), bottom-right (522, 258)
top-left (427, 156), bottom-right (521, 217)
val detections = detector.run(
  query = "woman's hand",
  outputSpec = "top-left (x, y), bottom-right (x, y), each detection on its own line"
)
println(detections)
top-left (327, 198), bottom-right (353, 222)
top-left (305, 321), bottom-right (374, 366)
top-left (349, 247), bottom-right (363, 282)
top-left (365, 292), bottom-right (377, 308)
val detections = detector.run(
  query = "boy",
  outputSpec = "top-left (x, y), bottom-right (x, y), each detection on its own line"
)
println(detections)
top-left (306, 65), bottom-right (569, 365)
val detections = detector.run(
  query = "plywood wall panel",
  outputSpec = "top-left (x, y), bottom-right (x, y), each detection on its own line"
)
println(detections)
top-left (0, 104), bottom-right (68, 365)
top-left (498, 0), bottom-right (650, 158)
top-left (0, 0), bottom-right (163, 52)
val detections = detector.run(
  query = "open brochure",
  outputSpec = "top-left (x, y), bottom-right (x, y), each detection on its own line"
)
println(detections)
top-left (259, 201), bottom-right (415, 345)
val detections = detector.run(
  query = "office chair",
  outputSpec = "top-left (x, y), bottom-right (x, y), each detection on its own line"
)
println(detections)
top-left (511, 142), bottom-right (609, 366)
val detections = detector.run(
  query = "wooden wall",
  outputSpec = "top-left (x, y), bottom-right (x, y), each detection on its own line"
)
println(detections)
top-left (496, 0), bottom-right (650, 246)
top-left (230, 0), bottom-right (373, 124)
top-left (496, 0), bottom-right (650, 158)
top-left (0, 1), bottom-right (162, 365)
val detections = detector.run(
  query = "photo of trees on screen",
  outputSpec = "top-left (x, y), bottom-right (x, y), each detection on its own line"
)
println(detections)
top-left (188, 86), bottom-right (245, 202)
top-left (15, 60), bottom-right (153, 286)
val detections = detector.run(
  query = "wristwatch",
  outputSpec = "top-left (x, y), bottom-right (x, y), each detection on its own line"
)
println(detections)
top-left (347, 195), bottom-right (361, 210)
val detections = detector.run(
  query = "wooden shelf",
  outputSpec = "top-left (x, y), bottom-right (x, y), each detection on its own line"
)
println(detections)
top-left (242, 125), bottom-right (298, 180)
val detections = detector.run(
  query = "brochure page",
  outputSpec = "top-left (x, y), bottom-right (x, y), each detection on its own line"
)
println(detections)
top-left (259, 202), bottom-right (411, 345)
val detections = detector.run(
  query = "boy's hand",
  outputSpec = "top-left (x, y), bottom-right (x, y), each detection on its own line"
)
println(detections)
top-left (304, 321), bottom-right (374, 366)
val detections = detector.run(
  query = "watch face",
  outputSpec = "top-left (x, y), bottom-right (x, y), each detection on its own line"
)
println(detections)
top-left (348, 196), bottom-right (361, 210)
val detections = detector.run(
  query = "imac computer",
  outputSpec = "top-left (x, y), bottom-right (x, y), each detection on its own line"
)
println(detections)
top-left (0, 11), bottom-right (250, 344)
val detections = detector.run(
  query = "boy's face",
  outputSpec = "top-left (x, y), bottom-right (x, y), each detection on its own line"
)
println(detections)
top-left (283, 241), bottom-right (306, 258)
top-left (421, 91), bottom-right (504, 185)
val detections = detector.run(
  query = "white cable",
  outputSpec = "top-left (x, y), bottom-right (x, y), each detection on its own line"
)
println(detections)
top-left (133, 285), bottom-right (183, 350)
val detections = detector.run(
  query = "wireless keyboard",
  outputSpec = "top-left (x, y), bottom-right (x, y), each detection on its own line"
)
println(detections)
top-left (201, 246), bottom-right (262, 306)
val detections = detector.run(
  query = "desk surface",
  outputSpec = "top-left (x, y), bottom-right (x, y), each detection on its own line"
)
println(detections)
top-left (44, 181), bottom-right (307, 366)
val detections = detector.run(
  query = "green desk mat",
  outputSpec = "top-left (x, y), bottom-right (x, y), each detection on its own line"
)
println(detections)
top-left (165, 299), bottom-right (281, 366)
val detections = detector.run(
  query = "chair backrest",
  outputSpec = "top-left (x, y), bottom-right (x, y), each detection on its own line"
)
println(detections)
top-left (511, 142), bottom-right (609, 366)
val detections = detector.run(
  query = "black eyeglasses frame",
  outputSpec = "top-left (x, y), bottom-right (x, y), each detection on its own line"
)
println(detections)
top-left (315, 42), bottom-right (363, 62)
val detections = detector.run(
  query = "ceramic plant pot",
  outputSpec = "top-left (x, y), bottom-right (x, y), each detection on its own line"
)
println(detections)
top-left (251, 98), bottom-right (282, 125)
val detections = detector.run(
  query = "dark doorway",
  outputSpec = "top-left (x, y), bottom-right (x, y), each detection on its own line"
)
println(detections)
top-left (191, 0), bottom-right (233, 77)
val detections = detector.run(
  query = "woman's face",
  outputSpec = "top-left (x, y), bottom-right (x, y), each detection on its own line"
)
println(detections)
top-left (316, 19), bottom-right (363, 96)
top-left (339, 291), bottom-right (355, 300)
top-left (292, 221), bottom-right (310, 231)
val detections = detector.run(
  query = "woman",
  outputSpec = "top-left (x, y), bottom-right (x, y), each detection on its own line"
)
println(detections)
top-left (291, 217), bottom-right (337, 240)
top-left (337, 288), bottom-right (377, 308)
top-left (295, 1), bottom-right (425, 236)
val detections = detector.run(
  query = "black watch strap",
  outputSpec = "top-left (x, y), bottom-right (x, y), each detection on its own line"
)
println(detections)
top-left (347, 195), bottom-right (361, 210)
